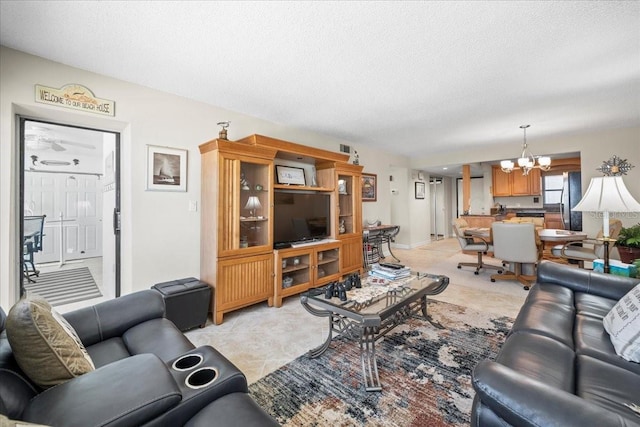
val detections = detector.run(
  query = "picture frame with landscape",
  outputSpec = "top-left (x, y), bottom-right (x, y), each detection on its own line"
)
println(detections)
top-left (146, 145), bottom-right (187, 192)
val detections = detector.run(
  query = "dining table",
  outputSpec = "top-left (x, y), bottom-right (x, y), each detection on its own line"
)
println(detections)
top-left (537, 229), bottom-right (588, 242)
top-left (463, 227), bottom-right (491, 239)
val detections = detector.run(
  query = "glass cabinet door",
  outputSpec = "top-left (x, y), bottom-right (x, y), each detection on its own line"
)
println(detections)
top-left (239, 160), bottom-right (270, 249)
top-left (218, 154), bottom-right (272, 256)
top-left (337, 174), bottom-right (354, 235)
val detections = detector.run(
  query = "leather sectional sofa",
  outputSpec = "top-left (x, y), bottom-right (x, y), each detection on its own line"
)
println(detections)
top-left (472, 261), bottom-right (640, 427)
top-left (0, 289), bottom-right (279, 426)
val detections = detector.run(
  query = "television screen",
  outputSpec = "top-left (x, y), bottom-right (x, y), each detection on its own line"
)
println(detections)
top-left (273, 190), bottom-right (330, 246)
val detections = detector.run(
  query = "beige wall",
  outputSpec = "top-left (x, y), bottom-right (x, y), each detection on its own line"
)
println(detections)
top-left (2, 46), bottom-right (638, 307)
top-left (0, 46), bottom-right (408, 307)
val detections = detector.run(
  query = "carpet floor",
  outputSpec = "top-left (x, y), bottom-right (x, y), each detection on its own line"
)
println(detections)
top-left (249, 299), bottom-right (513, 426)
top-left (24, 267), bottom-right (102, 307)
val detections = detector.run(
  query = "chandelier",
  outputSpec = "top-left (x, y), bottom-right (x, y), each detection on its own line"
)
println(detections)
top-left (500, 125), bottom-right (551, 176)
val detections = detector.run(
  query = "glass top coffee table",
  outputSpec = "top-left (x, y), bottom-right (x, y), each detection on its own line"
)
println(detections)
top-left (300, 272), bottom-right (449, 391)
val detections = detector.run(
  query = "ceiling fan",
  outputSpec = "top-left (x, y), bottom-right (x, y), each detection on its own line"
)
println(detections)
top-left (24, 126), bottom-right (96, 152)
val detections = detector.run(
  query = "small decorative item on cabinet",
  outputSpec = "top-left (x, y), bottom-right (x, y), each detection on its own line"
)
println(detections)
top-left (282, 276), bottom-right (294, 288)
top-left (240, 236), bottom-right (248, 248)
top-left (293, 257), bottom-right (301, 266)
top-left (318, 252), bottom-right (324, 261)
top-left (318, 267), bottom-right (326, 278)
top-left (338, 179), bottom-right (347, 195)
top-left (217, 121), bottom-right (230, 140)
top-left (339, 219), bottom-right (346, 234)
top-left (240, 171), bottom-right (250, 190)
top-left (282, 259), bottom-right (288, 269)
top-left (255, 184), bottom-right (263, 191)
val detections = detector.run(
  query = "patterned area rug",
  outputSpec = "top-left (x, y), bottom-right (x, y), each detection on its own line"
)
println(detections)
top-left (249, 300), bottom-right (513, 426)
top-left (24, 267), bottom-right (102, 307)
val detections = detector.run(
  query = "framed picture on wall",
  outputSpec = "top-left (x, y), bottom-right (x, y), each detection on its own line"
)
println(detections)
top-left (146, 145), bottom-right (187, 192)
top-left (362, 173), bottom-right (377, 202)
top-left (415, 182), bottom-right (426, 199)
top-left (275, 165), bottom-right (306, 185)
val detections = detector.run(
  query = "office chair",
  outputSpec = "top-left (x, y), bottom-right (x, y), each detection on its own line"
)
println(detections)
top-left (452, 219), bottom-right (503, 275)
top-left (551, 219), bottom-right (623, 269)
top-left (490, 222), bottom-right (542, 290)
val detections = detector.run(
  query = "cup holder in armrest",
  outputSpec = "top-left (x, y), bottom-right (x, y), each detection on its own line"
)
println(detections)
top-left (172, 353), bottom-right (204, 371)
top-left (185, 367), bottom-right (218, 389)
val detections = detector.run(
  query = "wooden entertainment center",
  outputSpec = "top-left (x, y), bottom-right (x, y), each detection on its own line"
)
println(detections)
top-left (199, 134), bottom-right (363, 324)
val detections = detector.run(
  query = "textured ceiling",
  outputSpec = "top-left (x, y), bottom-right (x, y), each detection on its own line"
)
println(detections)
top-left (1, 1), bottom-right (639, 164)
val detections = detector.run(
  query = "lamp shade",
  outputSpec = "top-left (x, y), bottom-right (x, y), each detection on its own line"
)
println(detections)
top-left (573, 176), bottom-right (640, 238)
top-left (244, 196), bottom-right (262, 210)
top-left (573, 176), bottom-right (640, 213)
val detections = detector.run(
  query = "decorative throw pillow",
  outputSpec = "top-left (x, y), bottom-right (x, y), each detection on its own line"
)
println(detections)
top-left (0, 414), bottom-right (51, 426)
top-left (6, 294), bottom-right (95, 388)
top-left (603, 284), bottom-right (640, 363)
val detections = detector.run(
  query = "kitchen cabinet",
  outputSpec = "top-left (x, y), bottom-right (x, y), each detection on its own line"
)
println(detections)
top-left (492, 166), bottom-right (541, 196)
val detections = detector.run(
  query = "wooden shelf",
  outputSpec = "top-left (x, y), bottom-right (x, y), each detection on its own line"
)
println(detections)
top-left (274, 184), bottom-right (333, 192)
top-left (282, 264), bottom-right (308, 273)
top-left (240, 217), bottom-right (268, 222)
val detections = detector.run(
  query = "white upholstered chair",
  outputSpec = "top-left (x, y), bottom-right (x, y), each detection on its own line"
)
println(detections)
top-left (490, 222), bottom-right (542, 290)
top-left (452, 219), bottom-right (503, 275)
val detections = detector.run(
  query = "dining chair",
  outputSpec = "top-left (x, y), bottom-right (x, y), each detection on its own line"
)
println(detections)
top-left (379, 225), bottom-right (401, 262)
top-left (23, 215), bottom-right (46, 282)
top-left (452, 218), bottom-right (503, 275)
top-left (362, 229), bottom-right (382, 268)
top-left (551, 219), bottom-right (623, 268)
top-left (490, 222), bottom-right (541, 290)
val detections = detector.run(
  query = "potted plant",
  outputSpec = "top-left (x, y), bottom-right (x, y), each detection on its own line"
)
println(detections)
top-left (616, 222), bottom-right (640, 264)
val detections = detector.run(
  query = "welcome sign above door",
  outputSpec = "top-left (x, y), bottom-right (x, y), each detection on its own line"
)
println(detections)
top-left (35, 84), bottom-right (115, 116)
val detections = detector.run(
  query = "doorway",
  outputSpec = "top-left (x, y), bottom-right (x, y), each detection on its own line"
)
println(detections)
top-left (19, 118), bottom-right (120, 309)
top-left (430, 178), bottom-right (446, 240)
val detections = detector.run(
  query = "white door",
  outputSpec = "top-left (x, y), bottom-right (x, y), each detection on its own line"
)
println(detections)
top-left (24, 171), bottom-right (102, 263)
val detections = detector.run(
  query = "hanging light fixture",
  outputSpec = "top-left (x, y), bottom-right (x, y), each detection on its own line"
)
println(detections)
top-left (500, 125), bottom-right (551, 176)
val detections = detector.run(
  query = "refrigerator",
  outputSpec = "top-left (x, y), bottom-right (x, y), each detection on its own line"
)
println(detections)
top-left (561, 171), bottom-right (582, 231)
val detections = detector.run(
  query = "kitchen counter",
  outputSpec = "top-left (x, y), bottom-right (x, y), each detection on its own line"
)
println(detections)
top-left (461, 214), bottom-right (506, 228)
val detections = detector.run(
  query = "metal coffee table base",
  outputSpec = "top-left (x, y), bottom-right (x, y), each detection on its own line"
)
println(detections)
top-left (303, 295), bottom-right (436, 392)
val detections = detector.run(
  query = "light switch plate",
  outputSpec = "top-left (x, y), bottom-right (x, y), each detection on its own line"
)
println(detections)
top-left (189, 200), bottom-right (198, 212)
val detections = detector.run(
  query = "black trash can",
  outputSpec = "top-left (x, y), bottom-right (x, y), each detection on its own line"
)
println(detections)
top-left (152, 277), bottom-right (211, 331)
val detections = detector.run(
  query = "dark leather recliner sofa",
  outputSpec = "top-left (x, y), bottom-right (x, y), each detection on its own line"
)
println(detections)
top-left (472, 261), bottom-right (640, 427)
top-left (0, 290), bottom-right (279, 427)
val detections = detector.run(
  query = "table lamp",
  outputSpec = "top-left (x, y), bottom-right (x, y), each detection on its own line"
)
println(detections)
top-left (244, 196), bottom-right (262, 218)
top-left (573, 175), bottom-right (640, 273)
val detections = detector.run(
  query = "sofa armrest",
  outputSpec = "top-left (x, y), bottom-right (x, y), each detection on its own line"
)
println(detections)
top-left (64, 290), bottom-right (166, 346)
top-left (473, 360), bottom-right (634, 427)
top-left (537, 261), bottom-right (639, 300)
top-left (23, 354), bottom-right (181, 427)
